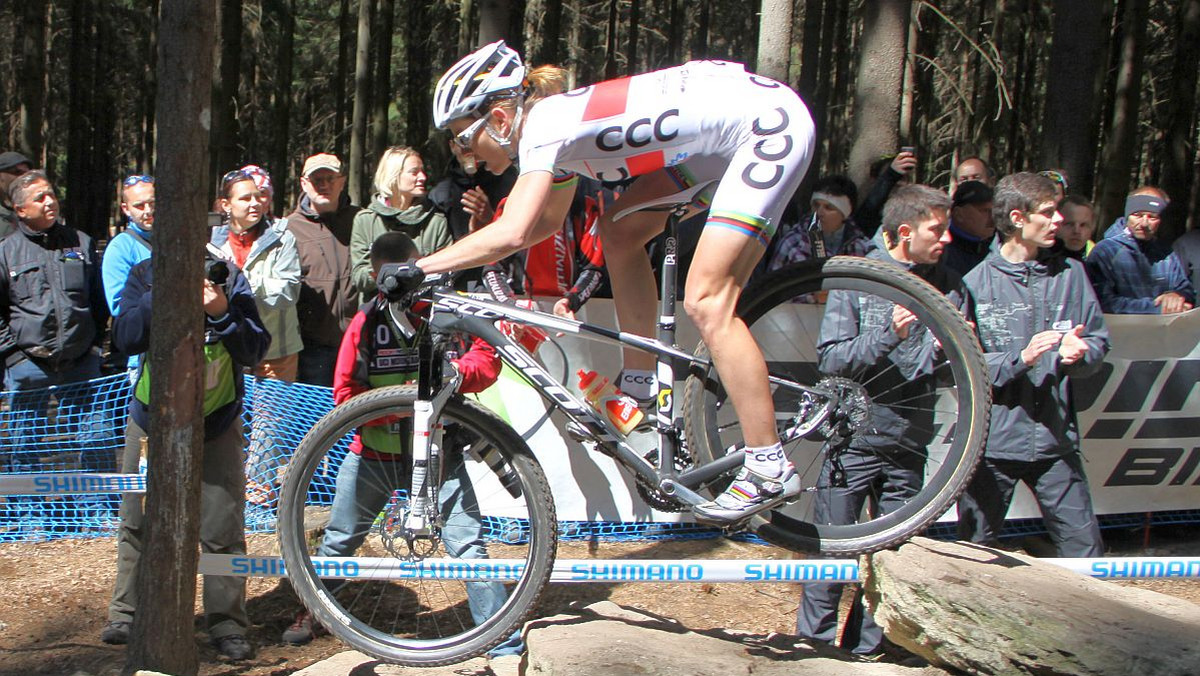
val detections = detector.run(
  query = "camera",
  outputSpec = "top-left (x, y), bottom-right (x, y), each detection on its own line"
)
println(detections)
top-left (205, 259), bottom-right (230, 287)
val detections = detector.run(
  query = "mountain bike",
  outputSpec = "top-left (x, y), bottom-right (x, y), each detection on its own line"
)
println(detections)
top-left (277, 200), bottom-right (990, 666)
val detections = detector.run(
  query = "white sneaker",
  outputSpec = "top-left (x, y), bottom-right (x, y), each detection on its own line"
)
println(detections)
top-left (692, 465), bottom-right (800, 525)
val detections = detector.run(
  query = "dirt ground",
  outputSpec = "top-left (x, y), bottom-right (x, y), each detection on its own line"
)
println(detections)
top-left (0, 525), bottom-right (1198, 676)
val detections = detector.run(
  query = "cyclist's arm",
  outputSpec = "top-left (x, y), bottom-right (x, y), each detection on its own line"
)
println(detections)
top-left (416, 171), bottom-right (572, 274)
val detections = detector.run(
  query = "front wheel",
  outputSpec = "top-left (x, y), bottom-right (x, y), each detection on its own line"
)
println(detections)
top-left (683, 256), bottom-right (990, 555)
top-left (278, 385), bottom-right (557, 666)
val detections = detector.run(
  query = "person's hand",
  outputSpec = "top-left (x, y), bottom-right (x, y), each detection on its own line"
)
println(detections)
top-left (1154, 292), bottom-right (1194, 315)
top-left (461, 187), bottom-right (494, 232)
top-left (203, 279), bottom-right (229, 318)
top-left (891, 150), bottom-right (918, 175)
top-left (1021, 330), bottom-right (1063, 366)
top-left (552, 297), bottom-right (575, 321)
top-left (1058, 325), bottom-right (1088, 365)
top-left (892, 305), bottom-right (917, 339)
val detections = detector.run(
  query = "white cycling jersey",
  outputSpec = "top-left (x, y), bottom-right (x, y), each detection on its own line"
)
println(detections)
top-left (520, 60), bottom-right (816, 245)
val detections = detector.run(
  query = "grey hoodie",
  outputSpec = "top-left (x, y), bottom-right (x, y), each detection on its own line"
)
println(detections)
top-left (964, 245), bottom-right (1110, 462)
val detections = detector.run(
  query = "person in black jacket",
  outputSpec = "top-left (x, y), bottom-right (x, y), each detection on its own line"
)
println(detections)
top-left (0, 171), bottom-right (111, 496)
top-left (100, 252), bottom-right (270, 661)
top-left (957, 172), bottom-right (1110, 557)
top-left (799, 184), bottom-right (964, 655)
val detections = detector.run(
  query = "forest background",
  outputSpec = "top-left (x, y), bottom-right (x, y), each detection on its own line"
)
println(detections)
top-left (2, 0), bottom-right (1198, 243)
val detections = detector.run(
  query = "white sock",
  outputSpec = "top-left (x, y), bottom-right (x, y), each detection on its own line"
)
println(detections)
top-left (617, 369), bottom-right (656, 400)
top-left (743, 443), bottom-right (786, 478)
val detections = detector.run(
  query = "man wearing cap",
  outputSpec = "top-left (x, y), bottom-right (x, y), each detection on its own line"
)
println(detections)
top-left (284, 153), bottom-right (362, 386)
top-left (0, 151), bottom-right (34, 238)
top-left (1085, 191), bottom-right (1195, 314)
top-left (941, 180), bottom-right (995, 277)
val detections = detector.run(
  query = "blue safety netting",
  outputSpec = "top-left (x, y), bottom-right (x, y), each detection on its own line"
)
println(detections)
top-left (2, 373), bottom-right (1198, 545)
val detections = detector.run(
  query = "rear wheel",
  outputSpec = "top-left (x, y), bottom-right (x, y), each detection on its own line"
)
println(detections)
top-left (682, 256), bottom-right (990, 555)
top-left (278, 385), bottom-right (556, 665)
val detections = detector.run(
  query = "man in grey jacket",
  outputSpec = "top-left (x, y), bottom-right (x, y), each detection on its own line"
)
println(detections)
top-left (957, 172), bottom-right (1110, 557)
top-left (798, 184), bottom-right (965, 655)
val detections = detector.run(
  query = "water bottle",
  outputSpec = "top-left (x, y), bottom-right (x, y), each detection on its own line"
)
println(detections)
top-left (577, 369), bottom-right (644, 435)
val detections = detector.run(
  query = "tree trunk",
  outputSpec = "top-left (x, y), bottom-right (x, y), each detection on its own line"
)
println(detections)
top-left (666, 0), bottom-right (682, 64)
top-left (66, 0), bottom-right (95, 231)
top-left (17, 0), bottom-right (48, 164)
top-left (604, 0), bottom-right (619, 79)
top-left (756, 0), bottom-right (792, 83)
top-left (123, 1), bottom-right (216, 674)
top-left (626, 0), bottom-right (640, 75)
top-left (405, 0), bottom-right (432, 150)
top-left (1096, 0), bottom-right (1148, 229)
top-left (796, 0), bottom-right (822, 101)
top-left (825, 0), bottom-right (854, 173)
top-left (1040, 0), bottom-right (1108, 198)
top-left (479, 0), bottom-right (512, 45)
top-left (692, 0), bottom-right (710, 60)
top-left (537, 0), bottom-right (563, 64)
top-left (271, 0), bottom-right (295, 214)
top-left (370, 0), bottom-right (395, 164)
top-left (1158, 0), bottom-right (1200, 239)
top-left (335, 0), bottom-right (352, 156)
top-left (898, 5), bottom-right (917, 146)
top-left (210, 0), bottom-right (243, 186)
top-left (847, 0), bottom-right (909, 190)
top-left (89, 3), bottom-right (117, 239)
top-left (348, 0), bottom-right (373, 205)
top-left (459, 0), bottom-right (475, 54)
top-left (139, 0), bottom-right (159, 174)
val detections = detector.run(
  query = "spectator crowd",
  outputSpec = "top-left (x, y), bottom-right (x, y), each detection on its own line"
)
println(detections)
top-left (1, 61), bottom-right (1198, 665)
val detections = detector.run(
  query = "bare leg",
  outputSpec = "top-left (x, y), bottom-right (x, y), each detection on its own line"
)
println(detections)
top-left (683, 227), bottom-right (778, 448)
top-left (597, 170), bottom-right (693, 372)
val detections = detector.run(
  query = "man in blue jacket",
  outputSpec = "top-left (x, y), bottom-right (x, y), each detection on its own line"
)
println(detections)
top-left (1087, 190), bottom-right (1194, 314)
top-left (958, 172), bottom-right (1110, 557)
top-left (101, 252), bottom-right (270, 661)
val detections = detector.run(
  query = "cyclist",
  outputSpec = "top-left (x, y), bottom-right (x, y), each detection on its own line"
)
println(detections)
top-left (414, 41), bottom-right (816, 523)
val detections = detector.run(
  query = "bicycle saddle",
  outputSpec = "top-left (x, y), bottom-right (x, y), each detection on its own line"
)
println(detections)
top-left (611, 179), bottom-right (719, 222)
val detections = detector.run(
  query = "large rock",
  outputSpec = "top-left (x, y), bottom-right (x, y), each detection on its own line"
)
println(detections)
top-left (864, 537), bottom-right (1200, 676)
top-left (524, 600), bottom-right (946, 675)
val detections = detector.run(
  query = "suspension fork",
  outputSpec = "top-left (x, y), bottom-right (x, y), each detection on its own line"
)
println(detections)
top-left (405, 339), bottom-right (461, 534)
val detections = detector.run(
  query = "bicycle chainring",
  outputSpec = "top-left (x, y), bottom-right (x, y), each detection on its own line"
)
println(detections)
top-left (635, 444), bottom-right (693, 513)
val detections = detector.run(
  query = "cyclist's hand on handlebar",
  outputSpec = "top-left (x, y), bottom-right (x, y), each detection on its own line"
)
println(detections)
top-left (377, 263), bottom-right (426, 302)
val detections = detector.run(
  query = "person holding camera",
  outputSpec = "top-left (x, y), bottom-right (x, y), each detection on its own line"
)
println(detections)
top-left (101, 248), bottom-right (270, 660)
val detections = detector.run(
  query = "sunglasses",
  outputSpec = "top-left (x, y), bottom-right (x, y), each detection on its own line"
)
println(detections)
top-left (123, 174), bottom-right (154, 187)
top-left (451, 116), bottom-right (490, 152)
top-left (220, 169), bottom-right (253, 189)
top-left (1039, 170), bottom-right (1068, 191)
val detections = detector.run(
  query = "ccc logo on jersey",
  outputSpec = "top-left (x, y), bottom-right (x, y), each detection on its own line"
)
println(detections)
top-left (594, 109), bottom-right (680, 152)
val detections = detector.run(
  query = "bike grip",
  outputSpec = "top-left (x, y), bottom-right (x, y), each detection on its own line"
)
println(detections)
top-left (378, 263), bottom-right (427, 301)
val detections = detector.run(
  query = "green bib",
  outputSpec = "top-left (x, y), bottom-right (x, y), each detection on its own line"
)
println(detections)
top-left (135, 342), bottom-right (238, 417)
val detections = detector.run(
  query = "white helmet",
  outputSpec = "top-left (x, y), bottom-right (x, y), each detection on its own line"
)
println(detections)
top-left (433, 41), bottom-right (526, 129)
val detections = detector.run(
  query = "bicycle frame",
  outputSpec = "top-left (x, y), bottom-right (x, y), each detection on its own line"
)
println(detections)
top-left (406, 212), bottom-right (836, 509)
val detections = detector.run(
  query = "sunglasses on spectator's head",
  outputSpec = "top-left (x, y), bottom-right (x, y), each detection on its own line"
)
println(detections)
top-left (1039, 170), bottom-right (1068, 191)
top-left (451, 116), bottom-right (490, 151)
top-left (123, 175), bottom-right (154, 187)
top-left (220, 169), bottom-right (253, 190)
